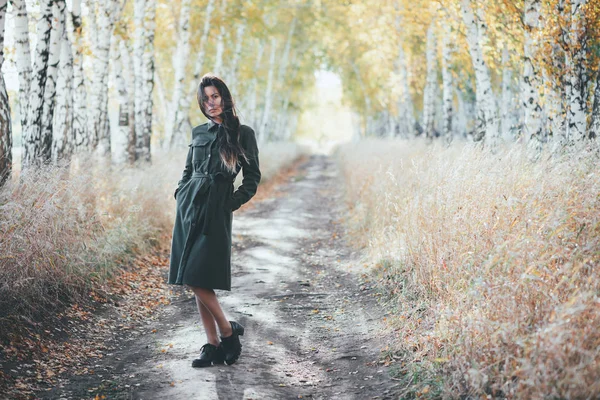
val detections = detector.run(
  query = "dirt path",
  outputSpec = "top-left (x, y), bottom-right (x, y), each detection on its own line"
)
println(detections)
top-left (51, 155), bottom-right (399, 400)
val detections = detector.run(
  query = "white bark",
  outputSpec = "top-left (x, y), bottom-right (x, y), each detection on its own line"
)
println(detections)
top-left (88, 1), bottom-right (118, 157)
top-left (164, 0), bottom-right (191, 150)
top-left (460, 0), bottom-right (498, 144)
top-left (213, 0), bottom-right (227, 76)
top-left (521, 0), bottom-right (543, 153)
top-left (10, 0), bottom-right (31, 131)
top-left (52, 1), bottom-right (74, 162)
top-left (270, 17), bottom-right (296, 141)
top-left (40, 0), bottom-right (66, 161)
top-left (245, 38), bottom-right (265, 129)
top-left (226, 20), bottom-right (246, 94)
top-left (565, 0), bottom-right (588, 145)
top-left (138, 0), bottom-right (155, 162)
top-left (274, 51), bottom-right (301, 141)
top-left (590, 69), bottom-right (600, 139)
top-left (351, 61), bottom-right (372, 137)
top-left (259, 37), bottom-right (277, 143)
top-left (111, 35), bottom-right (130, 164)
top-left (119, 39), bottom-right (136, 164)
top-left (70, 0), bottom-right (87, 152)
top-left (422, 22), bottom-right (437, 139)
top-left (396, 44), bottom-right (415, 138)
top-left (500, 43), bottom-right (514, 141)
top-left (441, 20), bottom-right (453, 141)
top-left (174, 0), bottom-right (215, 146)
top-left (0, 0), bottom-right (11, 186)
top-left (22, 0), bottom-right (53, 170)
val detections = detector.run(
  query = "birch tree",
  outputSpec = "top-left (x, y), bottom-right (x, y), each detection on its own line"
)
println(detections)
top-left (111, 35), bottom-right (130, 164)
top-left (589, 68), bottom-right (600, 139)
top-left (460, 0), bottom-right (498, 144)
top-left (259, 37), bottom-right (278, 143)
top-left (521, 0), bottom-right (543, 152)
top-left (0, 0), bottom-right (11, 186)
top-left (10, 0), bottom-right (31, 132)
top-left (172, 0), bottom-right (215, 148)
top-left (396, 44), bottom-right (415, 138)
top-left (69, 0), bottom-right (88, 152)
top-left (119, 39), bottom-right (136, 164)
top-left (212, 0), bottom-right (227, 76)
top-left (22, 0), bottom-right (53, 170)
top-left (226, 20), bottom-right (246, 95)
top-left (88, 1), bottom-right (120, 157)
top-left (245, 38), bottom-right (265, 130)
top-left (441, 19), bottom-right (454, 141)
top-left (137, 0), bottom-right (156, 162)
top-left (565, 0), bottom-right (588, 145)
top-left (164, 0), bottom-right (191, 150)
top-left (52, 0), bottom-right (74, 163)
top-left (40, 0), bottom-right (66, 162)
top-left (422, 21), bottom-right (437, 139)
top-left (500, 43), bottom-right (513, 141)
top-left (271, 17), bottom-right (296, 141)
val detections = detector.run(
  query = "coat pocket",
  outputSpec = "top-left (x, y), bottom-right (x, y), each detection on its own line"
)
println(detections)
top-left (191, 137), bottom-right (212, 163)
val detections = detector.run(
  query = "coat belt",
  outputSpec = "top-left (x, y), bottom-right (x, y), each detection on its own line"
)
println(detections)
top-left (190, 172), bottom-right (234, 235)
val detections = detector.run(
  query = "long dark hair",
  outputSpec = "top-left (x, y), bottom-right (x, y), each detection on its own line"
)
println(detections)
top-left (197, 73), bottom-right (248, 172)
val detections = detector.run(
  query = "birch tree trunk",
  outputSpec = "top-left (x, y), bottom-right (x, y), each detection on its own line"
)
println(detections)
top-left (441, 20), bottom-right (453, 141)
top-left (226, 20), bottom-right (246, 95)
top-left (88, 1), bottom-right (118, 157)
top-left (521, 0), bottom-right (544, 153)
top-left (422, 22), bottom-right (437, 138)
top-left (173, 0), bottom-right (215, 147)
top-left (396, 44), bottom-right (415, 138)
top-left (0, 0), bottom-right (11, 186)
top-left (213, 0), bottom-right (227, 76)
top-left (565, 0), bottom-right (588, 146)
top-left (246, 39), bottom-right (265, 129)
top-left (22, 0), bottom-right (53, 170)
top-left (270, 17), bottom-right (296, 141)
top-left (70, 0), bottom-right (88, 152)
top-left (259, 37), bottom-right (277, 143)
top-left (111, 35), bottom-right (130, 164)
top-left (138, 0), bottom-right (156, 162)
top-left (52, 1), bottom-right (74, 163)
top-left (40, 0), bottom-right (66, 162)
top-left (164, 0), bottom-right (191, 150)
top-left (274, 51), bottom-right (301, 141)
top-left (500, 43), bottom-right (514, 141)
top-left (10, 0), bottom-right (31, 131)
top-left (352, 62), bottom-right (371, 137)
top-left (460, 0), bottom-right (498, 144)
top-left (119, 39), bottom-right (136, 164)
top-left (589, 70), bottom-right (600, 139)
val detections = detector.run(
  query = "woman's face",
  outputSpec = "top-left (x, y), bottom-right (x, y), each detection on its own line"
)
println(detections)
top-left (203, 85), bottom-right (223, 119)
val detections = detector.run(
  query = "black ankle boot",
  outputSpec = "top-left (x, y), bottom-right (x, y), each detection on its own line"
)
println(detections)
top-left (219, 321), bottom-right (244, 365)
top-left (192, 343), bottom-right (225, 368)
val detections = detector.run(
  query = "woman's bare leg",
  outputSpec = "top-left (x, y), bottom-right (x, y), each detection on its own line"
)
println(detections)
top-left (189, 286), bottom-right (233, 338)
top-left (195, 295), bottom-right (219, 346)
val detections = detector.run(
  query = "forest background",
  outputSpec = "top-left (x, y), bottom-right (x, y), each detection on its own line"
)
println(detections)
top-left (1, 0), bottom-right (599, 398)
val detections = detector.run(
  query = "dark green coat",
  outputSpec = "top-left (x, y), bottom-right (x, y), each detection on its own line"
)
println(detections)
top-left (168, 120), bottom-right (261, 290)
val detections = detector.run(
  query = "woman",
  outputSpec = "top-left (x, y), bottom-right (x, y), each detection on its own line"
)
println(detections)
top-left (168, 74), bottom-right (261, 367)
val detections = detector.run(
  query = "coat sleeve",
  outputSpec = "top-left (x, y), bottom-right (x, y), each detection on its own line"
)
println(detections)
top-left (228, 127), bottom-right (261, 211)
top-left (174, 144), bottom-right (193, 200)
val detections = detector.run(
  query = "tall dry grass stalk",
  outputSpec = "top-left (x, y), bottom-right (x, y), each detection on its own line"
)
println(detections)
top-left (0, 142), bottom-right (303, 327)
top-left (336, 139), bottom-right (600, 399)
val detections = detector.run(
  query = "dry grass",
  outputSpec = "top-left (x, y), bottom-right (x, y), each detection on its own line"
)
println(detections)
top-left (0, 142), bottom-right (304, 329)
top-left (336, 138), bottom-right (600, 399)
